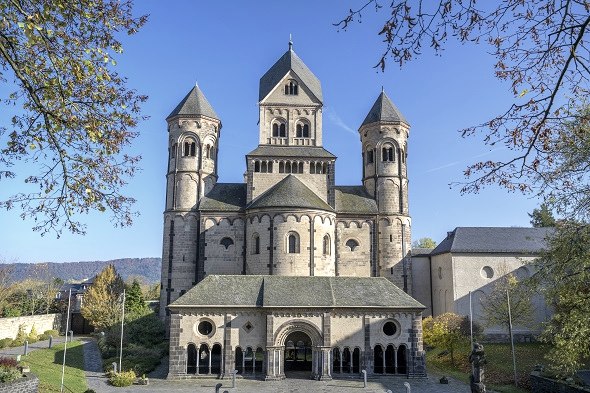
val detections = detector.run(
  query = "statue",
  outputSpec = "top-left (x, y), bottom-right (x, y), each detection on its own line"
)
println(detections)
top-left (469, 342), bottom-right (487, 393)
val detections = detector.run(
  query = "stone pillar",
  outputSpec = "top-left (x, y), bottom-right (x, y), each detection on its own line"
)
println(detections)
top-left (409, 313), bottom-right (426, 377)
top-left (222, 314), bottom-right (232, 378)
top-left (167, 313), bottom-right (185, 379)
top-left (264, 346), bottom-right (284, 380)
top-left (316, 347), bottom-right (333, 380)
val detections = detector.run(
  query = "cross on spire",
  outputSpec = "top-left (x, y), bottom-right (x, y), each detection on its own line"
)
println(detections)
top-left (289, 34), bottom-right (293, 50)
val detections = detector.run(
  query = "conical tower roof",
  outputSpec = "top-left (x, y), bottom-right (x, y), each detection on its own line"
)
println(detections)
top-left (259, 46), bottom-right (322, 102)
top-left (361, 91), bottom-right (408, 127)
top-left (166, 84), bottom-right (219, 121)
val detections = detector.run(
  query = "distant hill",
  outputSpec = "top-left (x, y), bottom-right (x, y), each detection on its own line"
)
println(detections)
top-left (3, 258), bottom-right (162, 284)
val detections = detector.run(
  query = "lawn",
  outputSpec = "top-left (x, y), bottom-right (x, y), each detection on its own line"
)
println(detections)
top-left (25, 340), bottom-right (88, 393)
top-left (426, 341), bottom-right (548, 393)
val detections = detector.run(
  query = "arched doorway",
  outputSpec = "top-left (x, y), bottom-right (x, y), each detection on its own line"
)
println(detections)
top-left (283, 331), bottom-right (312, 376)
top-left (397, 345), bottom-right (407, 374)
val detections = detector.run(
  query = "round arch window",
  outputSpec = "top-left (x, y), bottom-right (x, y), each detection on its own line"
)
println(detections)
top-left (383, 320), bottom-right (399, 337)
top-left (197, 320), bottom-right (214, 336)
top-left (480, 266), bottom-right (494, 279)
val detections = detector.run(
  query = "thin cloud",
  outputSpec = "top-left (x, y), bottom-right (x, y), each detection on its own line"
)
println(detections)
top-left (424, 148), bottom-right (504, 174)
top-left (325, 106), bottom-right (356, 135)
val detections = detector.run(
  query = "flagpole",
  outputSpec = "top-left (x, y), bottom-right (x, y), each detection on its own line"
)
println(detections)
top-left (507, 289), bottom-right (518, 387)
top-left (119, 289), bottom-right (125, 373)
top-left (60, 288), bottom-right (72, 393)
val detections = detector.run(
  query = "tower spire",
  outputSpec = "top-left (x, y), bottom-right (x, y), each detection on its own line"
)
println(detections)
top-left (289, 33), bottom-right (293, 51)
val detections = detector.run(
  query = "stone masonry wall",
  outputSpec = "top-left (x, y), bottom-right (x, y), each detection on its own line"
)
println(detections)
top-left (530, 372), bottom-right (590, 393)
top-left (0, 314), bottom-right (60, 340)
top-left (0, 373), bottom-right (39, 393)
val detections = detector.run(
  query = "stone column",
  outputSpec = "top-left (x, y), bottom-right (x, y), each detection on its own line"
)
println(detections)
top-left (167, 313), bottom-right (185, 379)
top-left (265, 346), bottom-right (284, 381)
top-left (409, 313), bottom-right (426, 377)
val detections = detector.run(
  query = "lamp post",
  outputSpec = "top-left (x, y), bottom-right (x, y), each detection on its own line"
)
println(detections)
top-left (60, 288), bottom-right (72, 393)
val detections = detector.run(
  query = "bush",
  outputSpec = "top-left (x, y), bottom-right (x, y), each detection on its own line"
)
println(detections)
top-left (43, 329), bottom-right (59, 337)
top-left (109, 370), bottom-right (136, 387)
top-left (27, 325), bottom-right (38, 343)
top-left (0, 365), bottom-right (21, 383)
top-left (0, 357), bottom-right (17, 368)
top-left (12, 324), bottom-right (27, 346)
top-left (0, 338), bottom-right (14, 348)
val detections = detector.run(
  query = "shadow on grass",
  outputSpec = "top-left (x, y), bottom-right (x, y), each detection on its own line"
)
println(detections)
top-left (52, 341), bottom-right (86, 371)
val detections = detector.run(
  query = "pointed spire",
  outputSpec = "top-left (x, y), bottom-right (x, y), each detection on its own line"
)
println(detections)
top-left (361, 90), bottom-right (409, 127)
top-left (167, 84), bottom-right (219, 121)
top-left (289, 34), bottom-right (293, 51)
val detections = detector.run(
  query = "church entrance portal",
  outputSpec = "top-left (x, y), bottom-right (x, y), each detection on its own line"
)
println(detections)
top-left (283, 331), bottom-right (312, 377)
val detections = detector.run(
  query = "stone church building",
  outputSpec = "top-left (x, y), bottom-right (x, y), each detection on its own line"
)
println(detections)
top-left (160, 42), bottom-right (425, 380)
top-left (159, 42), bottom-right (548, 381)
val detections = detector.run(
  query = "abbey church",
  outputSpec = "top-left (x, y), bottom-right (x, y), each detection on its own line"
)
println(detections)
top-left (158, 43), bottom-right (549, 380)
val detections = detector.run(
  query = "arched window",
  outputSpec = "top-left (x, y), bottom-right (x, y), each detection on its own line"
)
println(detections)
top-left (296, 124), bottom-right (303, 138)
top-left (323, 234), bottom-right (330, 255)
top-left (279, 123), bottom-right (286, 137)
top-left (296, 122), bottom-right (310, 138)
top-left (187, 343), bottom-right (197, 374)
top-left (267, 161), bottom-right (273, 172)
top-left (272, 120), bottom-right (286, 138)
top-left (205, 145), bottom-right (211, 158)
top-left (298, 162), bottom-right (303, 173)
top-left (272, 123), bottom-right (279, 137)
top-left (252, 234), bottom-right (260, 254)
top-left (171, 143), bottom-right (177, 158)
top-left (310, 162), bottom-right (315, 174)
top-left (254, 161), bottom-right (260, 172)
top-left (382, 145), bottom-right (394, 161)
top-left (302, 124), bottom-right (309, 138)
top-left (220, 237), bottom-right (234, 249)
top-left (346, 239), bottom-right (359, 251)
top-left (287, 231), bottom-right (300, 253)
top-left (183, 139), bottom-right (196, 157)
top-left (261, 161), bottom-right (267, 172)
top-left (285, 162), bottom-right (291, 173)
top-left (279, 161), bottom-right (285, 173)
top-left (366, 150), bottom-right (374, 164)
top-left (285, 79), bottom-right (298, 95)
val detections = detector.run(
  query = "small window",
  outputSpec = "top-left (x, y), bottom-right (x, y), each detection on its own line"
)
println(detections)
top-left (273, 123), bottom-right (279, 137)
top-left (279, 162), bottom-right (285, 173)
top-left (261, 161), bottom-right (267, 173)
top-left (346, 239), bottom-right (359, 251)
top-left (310, 162), bottom-right (315, 174)
top-left (171, 143), bottom-right (177, 158)
top-left (254, 161), bottom-right (260, 172)
top-left (296, 122), bottom-right (310, 138)
top-left (285, 80), bottom-right (298, 95)
top-left (366, 150), bottom-right (374, 164)
top-left (183, 139), bottom-right (196, 157)
top-left (287, 232), bottom-right (300, 253)
top-left (296, 124), bottom-right (303, 137)
top-left (267, 161), bottom-right (273, 173)
top-left (205, 145), bottom-right (211, 158)
top-left (220, 237), bottom-right (234, 249)
top-left (383, 321), bottom-right (397, 336)
top-left (298, 162), bottom-right (303, 174)
top-left (197, 320), bottom-right (213, 336)
top-left (279, 123), bottom-right (286, 137)
top-left (382, 145), bottom-right (394, 162)
top-left (303, 124), bottom-right (309, 138)
top-left (252, 234), bottom-right (260, 255)
top-left (323, 235), bottom-right (331, 256)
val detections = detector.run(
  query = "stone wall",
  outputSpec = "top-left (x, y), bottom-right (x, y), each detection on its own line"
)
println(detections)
top-left (0, 314), bottom-right (60, 340)
top-left (530, 372), bottom-right (590, 393)
top-left (0, 373), bottom-right (39, 393)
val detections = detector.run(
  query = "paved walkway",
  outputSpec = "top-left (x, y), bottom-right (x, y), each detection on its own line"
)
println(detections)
top-left (78, 337), bottom-right (476, 393)
top-left (0, 336), bottom-right (66, 358)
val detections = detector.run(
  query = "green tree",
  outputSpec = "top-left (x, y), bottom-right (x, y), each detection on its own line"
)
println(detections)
top-left (81, 264), bottom-right (124, 331)
top-left (480, 271), bottom-right (535, 332)
top-left (529, 203), bottom-right (557, 228)
top-left (124, 279), bottom-right (147, 316)
top-left (336, 1), bottom-right (590, 197)
top-left (422, 313), bottom-right (467, 365)
top-left (412, 237), bottom-right (437, 249)
top-left (0, 0), bottom-right (148, 236)
top-left (533, 223), bottom-right (590, 377)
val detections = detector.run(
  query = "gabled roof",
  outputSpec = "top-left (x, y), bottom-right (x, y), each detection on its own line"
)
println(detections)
top-left (247, 175), bottom-right (333, 211)
top-left (169, 275), bottom-right (425, 309)
top-left (333, 186), bottom-right (378, 215)
top-left (361, 91), bottom-right (408, 127)
top-left (430, 227), bottom-right (554, 256)
top-left (246, 145), bottom-right (335, 159)
top-left (259, 48), bottom-right (322, 102)
top-left (199, 183), bottom-right (247, 212)
top-left (166, 84), bottom-right (219, 121)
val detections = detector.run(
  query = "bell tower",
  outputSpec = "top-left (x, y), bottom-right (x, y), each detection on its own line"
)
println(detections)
top-left (160, 84), bottom-right (221, 317)
top-left (359, 90), bottom-right (412, 292)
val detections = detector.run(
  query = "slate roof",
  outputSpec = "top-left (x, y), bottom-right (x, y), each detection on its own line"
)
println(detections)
top-left (333, 186), bottom-right (378, 215)
top-left (199, 183), bottom-right (247, 212)
top-left (259, 48), bottom-right (322, 102)
top-left (361, 91), bottom-right (409, 127)
top-left (166, 85), bottom-right (219, 121)
top-left (411, 248), bottom-right (434, 257)
top-left (247, 175), bottom-right (333, 211)
top-left (246, 145), bottom-right (336, 159)
top-left (169, 275), bottom-right (425, 309)
top-left (430, 227), bottom-right (553, 256)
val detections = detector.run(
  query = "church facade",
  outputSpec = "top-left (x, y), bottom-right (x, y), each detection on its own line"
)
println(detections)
top-left (159, 43), bottom-right (427, 380)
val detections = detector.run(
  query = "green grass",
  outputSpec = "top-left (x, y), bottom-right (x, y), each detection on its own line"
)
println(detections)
top-left (25, 340), bottom-right (88, 393)
top-left (426, 341), bottom-right (548, 392)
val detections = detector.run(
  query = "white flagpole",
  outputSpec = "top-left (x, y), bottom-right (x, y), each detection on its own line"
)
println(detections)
top-left (119, 289), bottom-right (125, 373)
top-left (507, 289), bottom-right (518, 387)
top-left (60, 288), bottom-right (72, 393)
top-left (469, 291), bottom-right (474, 348)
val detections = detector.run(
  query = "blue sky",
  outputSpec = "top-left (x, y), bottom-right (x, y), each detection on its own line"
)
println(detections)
top-left (0, 1), bottom-right (542, 263)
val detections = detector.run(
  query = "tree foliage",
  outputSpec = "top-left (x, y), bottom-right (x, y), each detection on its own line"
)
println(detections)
top-left (533, 222), bottom-right (590, 377)
top-left (336, 1), bottom-right (590, 197)
top-left (124, 279), bottom-right (147, 316)
top-left (529, 203), bottom-right (557, 227)
top-left (80, 264), bottom-right (124, 331)
top-left (412, 237), bottom-right (437, 248)
top-left (423, 313), bottom-right (468, 365)
top-left (0, 0), bottom-right (148, 235)
top-left (480, 271), bottom-right (535, 331)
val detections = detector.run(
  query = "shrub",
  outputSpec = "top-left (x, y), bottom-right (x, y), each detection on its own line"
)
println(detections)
top-left (109, 370), bottom-right (136, 387)
top-left (12, 324), bottom-right (27, 346)
top-left (27, 325), bottom-right (38, 343)
top-left (0, 365), bottom-right (20, 383)
top-left (43, 329), bottom-right (59, 337)
top-left (0, 338), bottom-right (14, 349)
top-left (0, 357), bottom-right (17, 368)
